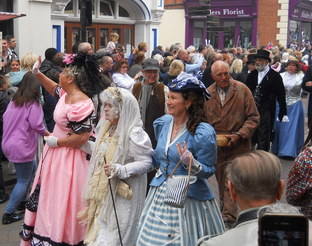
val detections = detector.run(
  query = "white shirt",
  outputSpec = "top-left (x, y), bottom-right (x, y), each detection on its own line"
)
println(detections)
top-left (257, 65), bottom-right (270, 85)
top-left (112, 72), bottom-right (135, 91)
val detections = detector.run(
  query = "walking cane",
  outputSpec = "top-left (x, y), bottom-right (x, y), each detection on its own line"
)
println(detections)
top-left (105, 157), bottom-right (124, 246)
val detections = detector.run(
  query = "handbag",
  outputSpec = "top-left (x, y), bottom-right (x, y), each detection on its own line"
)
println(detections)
top-left (164, 157), bottom-right (192, 208)
top-left (25, 184), bottom-right (40, 212)
top-left (25, 149), bottom-right (49, 212)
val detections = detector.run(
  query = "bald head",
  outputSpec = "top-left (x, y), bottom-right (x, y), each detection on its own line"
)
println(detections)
top-left (78, 42), bottom-right (93, 55)
top-left (211, 61), bottom-right (231, 89)
top-left (211, 60), bottom-right (229, 74)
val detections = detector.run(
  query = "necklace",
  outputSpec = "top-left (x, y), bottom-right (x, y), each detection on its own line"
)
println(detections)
top-left (171, 123), bottom-right (184, 140)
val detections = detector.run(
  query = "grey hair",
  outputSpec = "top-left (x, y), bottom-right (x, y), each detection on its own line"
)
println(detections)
top-left (78, 42), bottom-right (91, 53)
top-left (211, 60), bottom-right (230, 75)
top-left (226, 150), bottom-right (282, 201)
top-left (99, 56), bottom-right (113, 66)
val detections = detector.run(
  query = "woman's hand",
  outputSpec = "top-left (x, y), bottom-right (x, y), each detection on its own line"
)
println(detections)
top-left (32, 56), bottom-right (42, 74)
top-left (104, 163), bottom-right (111, 177)
top-left (176, 142), bottom-right (193, 166)
top-left (44, 136), bottom-right (58, 147)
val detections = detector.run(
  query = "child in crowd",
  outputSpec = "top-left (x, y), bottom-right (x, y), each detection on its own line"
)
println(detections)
top-left (1, 72), bottom-right (49, 225)
top-left (6, 59), bottom-right (25, 87)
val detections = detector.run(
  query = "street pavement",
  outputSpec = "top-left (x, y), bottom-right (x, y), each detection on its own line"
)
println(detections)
top-left (0, 157), bottom-right (295, 246)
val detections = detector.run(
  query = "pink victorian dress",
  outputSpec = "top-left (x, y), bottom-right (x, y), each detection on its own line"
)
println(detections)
top-left (20, 89), bottom-right (94, 246)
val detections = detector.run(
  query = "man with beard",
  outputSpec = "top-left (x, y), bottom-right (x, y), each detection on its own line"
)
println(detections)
top-left (245, 49), bottom-right (287, 151)
top-left (40, 48), bottom-right (64, 131)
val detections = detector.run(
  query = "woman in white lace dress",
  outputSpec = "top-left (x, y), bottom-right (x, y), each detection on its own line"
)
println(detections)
top-left (79, 87), bottom-right (153, 246)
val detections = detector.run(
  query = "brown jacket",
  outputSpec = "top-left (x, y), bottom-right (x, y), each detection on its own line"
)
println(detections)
top-left (132, 81), bottom-right (166, 148)
top-left (205, 79), bottom-right (260, 155)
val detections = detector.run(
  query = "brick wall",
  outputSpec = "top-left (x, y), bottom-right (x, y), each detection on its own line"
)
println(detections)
top-left (164, 0), bottom-right (184, 9)
top-left (257, 0), bottom-right (280, 46)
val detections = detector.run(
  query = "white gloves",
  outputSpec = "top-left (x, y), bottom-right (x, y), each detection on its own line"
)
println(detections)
top-left (277, 115), bottom-right (290, 122)
top-left (44, 136), bottom-right (58, 147)
top-left (109, 164), bottom-right (128, 179)
top-left (176, 142), bottom-right (201, 175)
top-left (32, 56), bottom-right (42, 74)
top-left (282, 115), bottom-right (289, 122)
top-left (80, 141), bottom-right (95, 155)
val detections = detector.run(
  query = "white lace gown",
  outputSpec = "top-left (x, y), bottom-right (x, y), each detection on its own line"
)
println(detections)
top-left (88, 127), bottom-right (153, 246)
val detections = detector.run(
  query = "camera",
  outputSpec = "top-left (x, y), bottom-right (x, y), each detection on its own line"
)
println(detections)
top-left (258, 214), bottom-right (308, 246)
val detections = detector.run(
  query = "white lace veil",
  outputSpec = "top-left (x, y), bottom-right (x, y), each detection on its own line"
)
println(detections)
top-left (99, 87), bottom-right (143, 165)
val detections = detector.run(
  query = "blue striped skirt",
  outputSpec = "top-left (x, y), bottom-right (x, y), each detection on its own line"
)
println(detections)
top-left (136, 183), bottom-right (225, 246)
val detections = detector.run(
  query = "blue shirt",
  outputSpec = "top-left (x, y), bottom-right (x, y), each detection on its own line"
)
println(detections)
top-left (150, 114), bottom-right (217, 201)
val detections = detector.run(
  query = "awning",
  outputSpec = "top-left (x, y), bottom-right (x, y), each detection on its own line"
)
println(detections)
top-left (0, 12), bottom-right (26, 21)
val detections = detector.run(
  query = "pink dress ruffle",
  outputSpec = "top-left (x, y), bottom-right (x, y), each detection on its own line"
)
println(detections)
top-left (21, 93), bottom-right (94, 246)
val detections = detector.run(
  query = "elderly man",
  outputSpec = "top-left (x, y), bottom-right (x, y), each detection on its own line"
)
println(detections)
top-left (205, 60), bottom-right (260, 227)
top-left (199, 151), bottom-right (312, 246)
top-left (198, 150), bottom-right (285, 246)
top-left (177, 49), bottom-right (204, 74)
top-left (245, 49), bottom-right (287, 151)
top-left (78, 42), bottom-right (93, 55)
top-left (132, 58), bottom-right (168, 192)
top-left (132, 58), bottom-right (168, 148)
top-left (97, 55), bottom-right (114, 85)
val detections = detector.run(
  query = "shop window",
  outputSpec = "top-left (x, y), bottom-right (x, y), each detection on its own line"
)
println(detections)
top-left (100, 28), bottom-right (109, 48)
top-left (100, 0), bottom-right (114, 16)
top-left (193, 21), bottom-right (204, 48)
top-left (124, 28), bottom-right (132, 57)
top-left (239, 21), bottom-right (252, 48)
top-left (119, 6), bottom-right (130, 17)
top-left (223, 21), bottom-right (235, 48)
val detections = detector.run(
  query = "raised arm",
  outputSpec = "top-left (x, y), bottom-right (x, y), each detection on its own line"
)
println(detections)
top-left (33, 56), bottom-right (58, 96)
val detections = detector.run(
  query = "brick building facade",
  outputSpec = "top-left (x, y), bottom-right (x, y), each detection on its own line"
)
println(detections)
top-left (160, 0), bottom-right (312, 49)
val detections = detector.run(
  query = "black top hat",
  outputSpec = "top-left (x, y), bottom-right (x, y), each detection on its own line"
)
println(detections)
top-left (255, 49), bottom-right (271, 62)
top-left (247, 54), bottom-right (256, 64)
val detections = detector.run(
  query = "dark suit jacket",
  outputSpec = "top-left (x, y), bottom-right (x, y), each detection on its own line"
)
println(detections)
top-left (245, 68), bottom-right (287, 118)
top-left (302, 66), bottom-right (312, 117)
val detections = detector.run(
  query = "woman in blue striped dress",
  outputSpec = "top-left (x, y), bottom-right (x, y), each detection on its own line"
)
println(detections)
top-left (136, 73), bottom-right (225, 246)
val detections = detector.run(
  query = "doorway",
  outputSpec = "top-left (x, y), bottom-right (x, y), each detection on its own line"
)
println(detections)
top-left (64, 22), bottom-right (134, 54)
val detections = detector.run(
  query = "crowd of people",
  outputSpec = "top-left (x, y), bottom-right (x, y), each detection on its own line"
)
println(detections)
top-left (0, 33), bottom-right (311, 245)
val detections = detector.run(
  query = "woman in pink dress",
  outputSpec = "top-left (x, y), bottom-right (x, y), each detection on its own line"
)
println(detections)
top-left (20, 54), bottom-right (108, 246)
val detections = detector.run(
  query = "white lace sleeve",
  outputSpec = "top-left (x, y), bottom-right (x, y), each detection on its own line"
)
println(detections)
top-left (114, 127), bottom-right (153, 179)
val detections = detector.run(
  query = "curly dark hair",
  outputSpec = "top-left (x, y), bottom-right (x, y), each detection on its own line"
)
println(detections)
top-left (66, 53), bottom-right (110, 97)
top-left (182, 91), bottom-right (208, 135)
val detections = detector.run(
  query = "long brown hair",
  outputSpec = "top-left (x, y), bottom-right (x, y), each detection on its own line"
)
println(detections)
top-left (12, 72), bottom-right (41, 106)
top-left (182, 91), bottom-right (208, 135)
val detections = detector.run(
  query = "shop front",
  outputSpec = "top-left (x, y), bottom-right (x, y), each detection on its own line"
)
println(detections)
top-left (185, 0), bottom-right (257, 49)
top-left (288, 0), bottom-right (312, 47)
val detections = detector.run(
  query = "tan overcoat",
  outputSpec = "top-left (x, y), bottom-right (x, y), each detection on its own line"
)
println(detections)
top-left (205, 79), bottom-right (260, 157)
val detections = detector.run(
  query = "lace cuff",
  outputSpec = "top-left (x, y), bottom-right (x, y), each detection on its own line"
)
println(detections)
top-left (55, 86), bottom-right (62, 98)
top-left (66, 111), bottom-right (95, 134)
top-left (20, 224), bottom-right (34, 241)
top-left (183, 158), bottom-right (202, 175)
